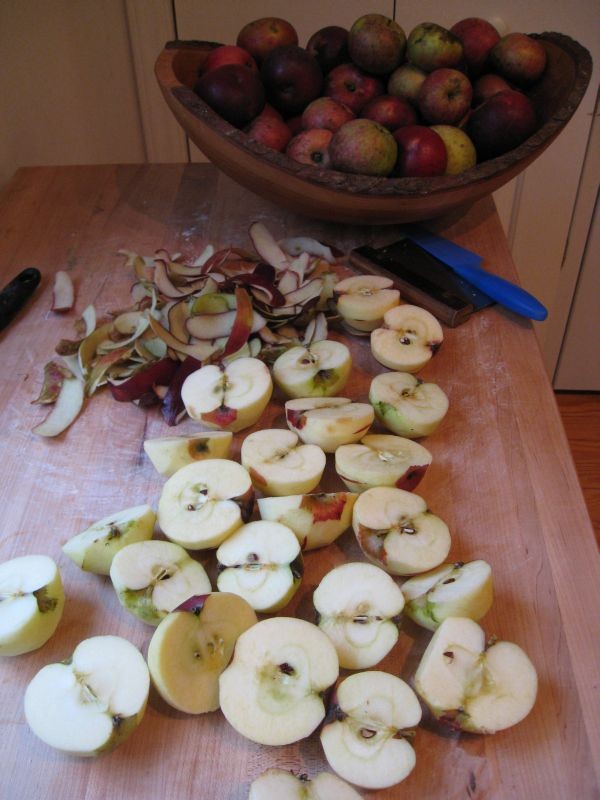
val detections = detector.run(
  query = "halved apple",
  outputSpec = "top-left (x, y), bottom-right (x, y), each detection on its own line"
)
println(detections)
top-left (371, 304), bottom-right (443, 372)
top-left (249, 769), bottom-right (362, 799)
top-left (257, 491), bottom-right (357, 550)
top-left (157, 458), bottom-right (253, 549)
top-left (402, 560), bottom-right (493, 631)
top-left (216, 521), bottom-right (303, 613)
top-left (24, 635), bottom-right (149, 756)
top-left (147, 592), bottom-right (257, 714)
top-left (314, 562), bottom-right (405, 669)
top-left (241, 429), bottom-right (326, 496)
top-left (143, 431), bottom-right (232, 477)
top-left (335, 274), bottom-right (400, 332)
top-left (110, 539), bottom-right (211, 626)
top-left (219, 616), bottom-right (339, 746)
top-left (369, 371), bottom-right (449, 438)
top-left (353, 487), bottom-right (451, 575)
top-left (181, 357), bottom-right (272, 433)
top-left (285, 397), bottom-right (374, 453)
top-left (272, 340), bottom-right (352, 398)
top-left (414, 617), bottom-right (538, 733)
top-left (320, 670), bottom-right (421, 789)
top-left (0, 555), bottom-right (65, 656)
top-left (62, 504), bottom-right (155, 575)
top-left (335, 433), bottom-right (432, 493)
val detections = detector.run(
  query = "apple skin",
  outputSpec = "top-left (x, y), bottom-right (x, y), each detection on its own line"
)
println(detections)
top-left (407, 23), bottom-right (464, 72)
top-left (430, 125), bottom-right (476, 175)
top-left (194, 64), bottom-right (265, 127)
top-left (472, 73), bottom-right (512, 106)
top-left (387, 63), bottom-right (427, 106)
top-left (236, 17), bottom-right (298, 64)
top-left (361, 95), bottom-right (418, 131)
top-left (246, 109), bottom-right (292, 152)
top-left (418, 68), bottom-right (473, 125)
top-left (449, 18), bottom-right (500, 78)
top-left (330, 119), bottom-right (397, 177)
top-left (286, 129), bottom-right (332, 167)
top-left (301, 97), bottom-right (354, 132)
top-left (325, 63), bottom-right (384, 115)
top-left (202, 44), bottom-right (257, 75)
top-left (348, 13), bottom-right (406, 75)
top-left (306, 25), bottom-right (349, 74)
top-left (261, 45), bottom-right (323, 116)
top-left (466, 89), bottom-right (537, 160)
top-left (490, 32), bottom-right (547, 86)
top-left (392, 125), bottom-right (447, 177)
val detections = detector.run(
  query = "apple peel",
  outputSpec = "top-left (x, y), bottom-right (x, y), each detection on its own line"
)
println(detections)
top-left (32, 374), bottom-right (84, 437)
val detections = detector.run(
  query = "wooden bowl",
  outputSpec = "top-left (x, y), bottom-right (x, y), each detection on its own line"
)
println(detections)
top-left (155, 35), bottom-right (592, 225)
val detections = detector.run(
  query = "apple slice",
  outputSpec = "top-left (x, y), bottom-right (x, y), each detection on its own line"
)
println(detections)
top-left (157, 459), bottom-right (253, 549)
top-left (353, 486), bottom-right (451, 575)
top-left (402, 560), bottom-right (493, 631)
top-left (241, 429), bottom-right (326, 496)
top-left (143, 431), bottom-right (233, 477)
top-left (369, 371), bottom-right (449, 438)
top-left (320, 670), bottom-right (421, 789)
top-left (62, 504), bottom-right (155, 575)
top-left (257, 491), bottom-right (357, 550)
top-left (24, 635), bottom-right (149, 756)
top-left (109, 540), bottom-right (211, 626)
top-left (219, 616), bottom-right (339, 746)
top-left (414, 617), bottom-right (538, 733)
top-left (272, 340), bottom-right (352, 398)
top-left (216, 521), bottom-right (303, 613)
top-left (314, 562), bottom-right (405, 669)
top-left (371, 304), bottom-right (443, 372)
top-left (334, 274), bottom-right (400, 332)
top-left (249, 769), bottom-right (362, 800)
top-left (335, 433), bottom-right (432, 493)
top-left (0, 555), bottom-right (65, 656)
top-left (147, 592), bottom-right (257, 714)
top-left (181, 357), bottom-right (272, 433)
top-left (285, 397), bottom-right (374, 452)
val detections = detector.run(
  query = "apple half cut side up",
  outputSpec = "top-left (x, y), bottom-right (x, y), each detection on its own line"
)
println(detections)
top-left (369, 371), bottom-right (449, 438)
top-left (272, 340), bottom-right (352, 398)
top-left (334, 274), bottom-right (400, 332)
top-left (285, 396), bottom-right (374, 452)
top-left (335, 433), bottom-right (432, 493)
top-left (371, 304), bottom-right (443, 372)
top-left (249, 768), bottom-right (363, 800)
top-left (241, 429), bottom-right (326, 496)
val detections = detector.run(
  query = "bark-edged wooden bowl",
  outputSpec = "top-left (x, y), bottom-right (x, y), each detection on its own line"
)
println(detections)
top-left (155, 34), bottom-right (592, 225)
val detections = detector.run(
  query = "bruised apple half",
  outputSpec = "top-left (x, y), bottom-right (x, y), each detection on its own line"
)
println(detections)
top-left (219, 616), bottom-right (338, 745)
top-left (143, 431), bottom-right (232, 477)
top-left (320, 670), bottom-right (421, 789)
top-left (414, 616), bottom-right (538, 733)
top-left (285, 396), bottom-right (374, 452)
top-left (147, 592), bottom-right (257, 714)
top-left (249, 769), bottom-right (362, 799)
top-left (335, 433), bottom-right (431, 493)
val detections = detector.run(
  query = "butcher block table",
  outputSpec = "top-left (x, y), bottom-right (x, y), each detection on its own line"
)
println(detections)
top-left (0, 164), bottom-right (598, 800)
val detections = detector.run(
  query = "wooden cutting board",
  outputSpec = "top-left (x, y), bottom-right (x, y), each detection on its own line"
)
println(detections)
top-left (0, 164), bottom-right (598, 800)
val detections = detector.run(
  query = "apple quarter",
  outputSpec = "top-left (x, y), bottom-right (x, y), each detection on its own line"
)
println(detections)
top-left (335, 433), bottom-right (432, 493)
top-left (143, 431), bottom-right (233, 477)
top-left (241, 429), bottom-right (326, 496)
top-left (371, 304), bottom-right (443, 372)
top-left (369, 371), bottom-right (449, 438)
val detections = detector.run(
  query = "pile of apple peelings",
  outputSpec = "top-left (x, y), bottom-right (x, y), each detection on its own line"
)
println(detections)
top-left (31, 223), bottom-right (340, 437)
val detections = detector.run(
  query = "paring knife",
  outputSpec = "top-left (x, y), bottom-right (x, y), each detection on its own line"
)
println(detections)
top-left (0, 268), bottom-right (42, 331)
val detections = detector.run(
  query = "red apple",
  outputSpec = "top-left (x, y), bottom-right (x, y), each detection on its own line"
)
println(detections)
top-left (236, 17), bottom-right (298, 64)
top-left (490, 33), bottom-right (547, 86)
top-left (329, 119), bottom-right (397, 177)
top-left (407, 23), bottom-right (464, 72)
top-left (261, 45), bottom-right (323, 116)
top-left (325, 63), bottom-right (384, 115)
top-left (392, 125), bottom-right (447, 177)
top-left (387, 63), bottom-right (427, 106)
top-left (286, 129), bottom-right (333, 168)
top-left (306, 25), bottom-right (349, 74)
top-left (348, 13), bottom-right (406, 75)
top-left (246, 111), bottom-right (292, 152)
top-left (418, 68), bottom-right (472, 125)
top-left (450, 18), bottom-right (500, 77)
top-left (202, 45), bottom-right (257, 75)
top-left (194, 64), bottom-right (265, 127)
top-left (361, 94), bottom-right (418, 131)
top-left (301, 97), bottom-right (354, 132)
top-left (472, 73), bottom-right (512, 106)
top-left (466, 89), bottom-right (537, 160)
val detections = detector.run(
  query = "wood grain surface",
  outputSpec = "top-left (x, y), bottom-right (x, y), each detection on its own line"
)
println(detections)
top-left (0, 164), bottom-right (598, 800)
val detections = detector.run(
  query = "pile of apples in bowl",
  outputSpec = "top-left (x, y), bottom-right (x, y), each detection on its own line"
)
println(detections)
top-left (155, 13), bottom-right (591, 224)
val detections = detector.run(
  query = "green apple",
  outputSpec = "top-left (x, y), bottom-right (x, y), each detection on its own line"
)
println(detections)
top-left (430, 124), bottom-right (477, 175)
top-left (143, 431), bottom-right (233, 477)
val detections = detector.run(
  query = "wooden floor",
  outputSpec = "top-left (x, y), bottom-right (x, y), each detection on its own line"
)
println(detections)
top-left (556, 392), bottom-right (600, 543)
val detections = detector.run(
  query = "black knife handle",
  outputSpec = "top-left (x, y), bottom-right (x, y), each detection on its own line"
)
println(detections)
top-left (0, 268), bottom-right (42, 331)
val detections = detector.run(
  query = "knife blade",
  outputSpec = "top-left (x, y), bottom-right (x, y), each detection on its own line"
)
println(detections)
top-left (0, 268), bottom-right (42, 331)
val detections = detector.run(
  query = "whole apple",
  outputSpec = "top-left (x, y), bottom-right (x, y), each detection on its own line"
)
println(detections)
top-left (330, 119), bottom-right (397, 177)
top-left (418, 68), bottom-right (472, 125)
top-left (466, 89), bottom-right (537, 160)
top-left (387, 63), bottom-right (427, 106)
top-left (237, 17), bottom-right (298, 63)
top-left (361, 95), bottom-right (418, 131)
top-left (194, 64), bottom-right (265, 127)
top-left (246, 109), bottom-right (292, 152)
top-left (286, 129), bottom-right (333, 167)
top-left (490, 33), bottom-right (547, 85)
top-left (301, 97), bottom-right (354, 132)
top-left (348, 13), bottom-right (406, 75)
top-left (430, 125), bottom-right (476, 174)
top-left (450, 18), bottom-right (500, 77)
top-left (472, 73), bottom-right (512, 106)
top-left (306, 25), bottom-right (349, 74)
top-left (261, 45), bottom-right (323, 116)
top-left (407, 23), bottom-right (464, 72)
top-left (202, 44), bottom-right (257, 75)
top-left (393, 125), bottom-right (447, 177)
top-left (325, 63), bottom-right (384, 115)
